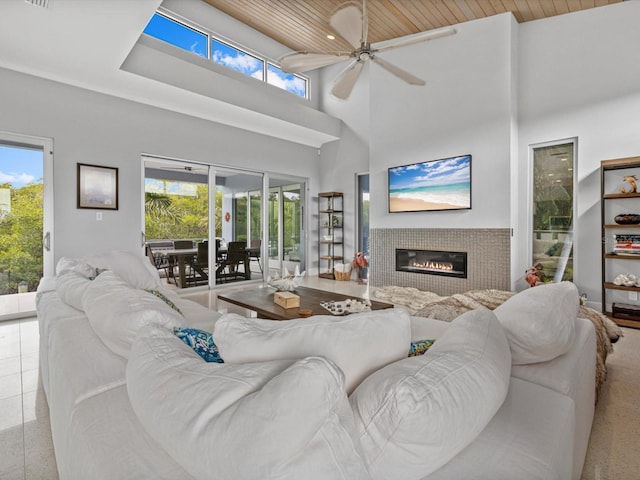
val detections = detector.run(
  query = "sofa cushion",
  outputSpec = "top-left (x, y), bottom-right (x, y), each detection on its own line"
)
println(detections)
top-left (145, 289), bottom-right (183, 315)
top-left (349, 308), bottom-right (511, 480)
top-left (494, 281), bottom-right (578, 365)
top-left (214, 309), bottom-right (411, 393)
top-left (82, 271), bottom-right (184, 358)
top-left (84, 250), bottom-right (162, 290)
top-left (126, 324), bottom-right (370, 480)
top-left (410, 315), bottom-right (450, 342)
top-left (62, 385), bottom-right (194, 480)
top-left (422, 378), bottom-right (575, 480)
top-left (55, 257), bottom-right (99, 278)
top-left (55, 271), bottom-right (92, 311)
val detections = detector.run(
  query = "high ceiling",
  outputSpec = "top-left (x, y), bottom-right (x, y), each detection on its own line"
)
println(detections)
top-left (203, 0), bottom-right (623, 54)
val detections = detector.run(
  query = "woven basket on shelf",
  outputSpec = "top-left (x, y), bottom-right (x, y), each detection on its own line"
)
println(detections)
top-left (334, 269), bottom-right (352, 281)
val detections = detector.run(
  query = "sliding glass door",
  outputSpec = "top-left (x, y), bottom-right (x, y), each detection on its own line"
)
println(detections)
top-left (0, 133), bottom-right (53, 320)
top-left (143, 157), bottom-right (270, 289)
top-left (267, 177), bottom-right (305, 277)
top-left (143, 158), bottom-right (209, 289)
top-left (214, 168), bottom-right (264, 283)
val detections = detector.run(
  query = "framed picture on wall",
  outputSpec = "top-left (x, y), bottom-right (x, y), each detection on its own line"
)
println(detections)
top-left (77, 163), bottom-right (119, 210)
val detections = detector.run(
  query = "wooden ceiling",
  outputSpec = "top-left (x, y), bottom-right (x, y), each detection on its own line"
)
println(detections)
top-left (203, 0), bottom-right (622, 54)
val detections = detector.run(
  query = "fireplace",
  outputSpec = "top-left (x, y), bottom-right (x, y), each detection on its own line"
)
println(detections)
top-left (396, 249), bottom-right (467, 279)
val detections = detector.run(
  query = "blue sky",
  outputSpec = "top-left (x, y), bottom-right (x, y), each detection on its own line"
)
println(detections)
top-left (144, 14), bottom-right (207, 58)
top-left (144, 13), bottom-right (306, 97)
top-left (0, 145), bottom-right (43, 188)
top-left (389, 155), bottom-right (471, 190)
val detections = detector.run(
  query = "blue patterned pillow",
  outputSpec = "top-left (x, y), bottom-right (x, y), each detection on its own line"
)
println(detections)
top-left (408, 339), bottom-right (435, 357)
top-left (173, 327), bottom-right (223, 363)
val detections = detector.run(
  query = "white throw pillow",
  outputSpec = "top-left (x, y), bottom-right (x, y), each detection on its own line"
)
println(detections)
top-left (55, 257), bottom-right (97, 278)
top-left (84, 250), bottom-right (161, 290)
top-left (126, 324), bottom-right (370, 480)
top-left (350, 308), bottom-right (511, 480)
top-left (82, 271), bottom-right (184, 358)
top-left (214, 309), bottom-right (411, 394)
top-left (494, 281), bottom-right (578, 365)
top-left (55, 271), bottom-right (92, 311)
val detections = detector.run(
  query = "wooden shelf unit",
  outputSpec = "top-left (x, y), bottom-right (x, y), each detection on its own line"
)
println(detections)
top-left (601, 156), bottom-right (640, 329)
top-left (318, 192), bottom-right (344, 280)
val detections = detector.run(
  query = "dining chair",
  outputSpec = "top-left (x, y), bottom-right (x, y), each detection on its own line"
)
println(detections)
top-left (188, 241), bottom-right (209, 286)
top-left (218, 241), bottom-right (248, 283)
top-left (248, 238), bottom-right (262, 273)
top-left (168, 240), bottom-right (194, 283)
top-left (146, 245), bottom-right (172, 282)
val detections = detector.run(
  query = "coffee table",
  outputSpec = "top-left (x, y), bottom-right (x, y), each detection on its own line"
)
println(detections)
top-left (217, 286), bottom-right (393, 320)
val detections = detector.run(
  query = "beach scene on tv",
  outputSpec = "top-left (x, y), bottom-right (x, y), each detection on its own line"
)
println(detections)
top-left (388, 155), bottom-right (471, 212)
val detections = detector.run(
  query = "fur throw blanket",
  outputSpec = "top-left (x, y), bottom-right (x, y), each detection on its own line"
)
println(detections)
top-left (373, 286), bottom-right (623, 397)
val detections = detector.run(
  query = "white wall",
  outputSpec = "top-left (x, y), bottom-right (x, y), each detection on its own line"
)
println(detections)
top-left (0, 67), bottom-right (320, 264)
top-left (517, 1), bottom-right (640, 307)
top-left (369, 13), bottom-right (516, 231)
top-left (319, 2), bottom-right (640, 301)
top-left (317, 15), bottom-right (518, 264)
top-left (318, 61), bottom-right (371, 262)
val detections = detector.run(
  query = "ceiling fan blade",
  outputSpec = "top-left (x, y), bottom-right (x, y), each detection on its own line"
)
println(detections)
top-left (280, 52), bottom-right (351, 74)
top-left (330, 3), bottom-right (363, 49)
top-left (371, 56), bottom-right (425, 85)
top-left (373, 27), bottom-right (456, 53)
top-left (331, 60), bottom-right (364, 99)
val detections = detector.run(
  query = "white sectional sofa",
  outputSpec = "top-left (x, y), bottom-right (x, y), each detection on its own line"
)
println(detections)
top-left (37, 251), bottom-right (596, 480)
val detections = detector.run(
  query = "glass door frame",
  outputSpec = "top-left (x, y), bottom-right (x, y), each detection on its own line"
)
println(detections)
top-left (265, 173), bottom-right (308, 278)
top-left (0, 131), bottom-right (54, 320)
top-left (211, 165), bottom-right (266, 286)
top-left (355, 172), bottom-right (370, 256)
top-left (528, 137), bottom-right (578, 283)
top-left (142, 154), bottom-right (273, 291)
top-left (141, 155), bottom-right (212, 292)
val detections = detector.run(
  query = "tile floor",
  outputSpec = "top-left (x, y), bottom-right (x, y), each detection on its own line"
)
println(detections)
top-left (0, 317), bottom-right (58, 480)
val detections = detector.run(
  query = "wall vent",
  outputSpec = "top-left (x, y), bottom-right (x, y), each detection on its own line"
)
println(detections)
top-left (25, 0), bottom-right (51, 8)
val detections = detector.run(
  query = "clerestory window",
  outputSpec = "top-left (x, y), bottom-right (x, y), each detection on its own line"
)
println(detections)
top-left (143, 11), bottom-right (308, 99)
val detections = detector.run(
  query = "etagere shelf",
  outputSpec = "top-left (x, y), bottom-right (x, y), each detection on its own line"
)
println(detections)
top-left (601, 156), bottom-right (640, 329)
top-left (318, 192), bottom-right (343, 280)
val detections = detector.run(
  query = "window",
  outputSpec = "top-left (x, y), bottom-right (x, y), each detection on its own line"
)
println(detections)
top-left (531, 140), bottom-right (575, 282)
top-left (144, 12), bottom-right (308, 98)
top-left (356, 173), bottom-right (370, 256)
top-left (212, 39), bottom-right (264, 80)
top-left (267, 64), bottom-right (308, 98)
top-left (143, 13), bottom-right (207, 58)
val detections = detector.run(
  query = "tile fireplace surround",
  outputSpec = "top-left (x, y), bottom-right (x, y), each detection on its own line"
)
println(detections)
top-left (370, 228), bottom-right (510, 296)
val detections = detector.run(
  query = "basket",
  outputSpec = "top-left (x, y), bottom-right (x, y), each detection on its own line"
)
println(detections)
top-left (334, 269), bottom-right (352, 281)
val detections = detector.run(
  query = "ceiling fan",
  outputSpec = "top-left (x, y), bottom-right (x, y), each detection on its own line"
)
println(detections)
top-left (279, 0), bottom-right (456, 100)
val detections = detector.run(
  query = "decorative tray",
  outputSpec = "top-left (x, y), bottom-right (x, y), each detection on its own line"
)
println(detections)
top-left (320, 299), bottom-right (371, 316)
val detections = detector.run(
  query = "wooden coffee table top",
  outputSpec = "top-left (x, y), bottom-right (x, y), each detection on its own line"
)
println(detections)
top-left (217, 285), bottom-right (393, 320)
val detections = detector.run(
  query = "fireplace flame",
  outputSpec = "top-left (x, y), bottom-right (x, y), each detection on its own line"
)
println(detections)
top-left (413, 261), bottom-right (454, 271)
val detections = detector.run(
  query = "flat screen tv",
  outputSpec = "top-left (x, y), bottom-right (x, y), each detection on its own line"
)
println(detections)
top-left (388, 154), bottom-right (471, 213)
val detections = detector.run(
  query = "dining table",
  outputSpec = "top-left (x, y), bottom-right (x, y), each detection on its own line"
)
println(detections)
top-left (163, 248), bottom-right (197, 288)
